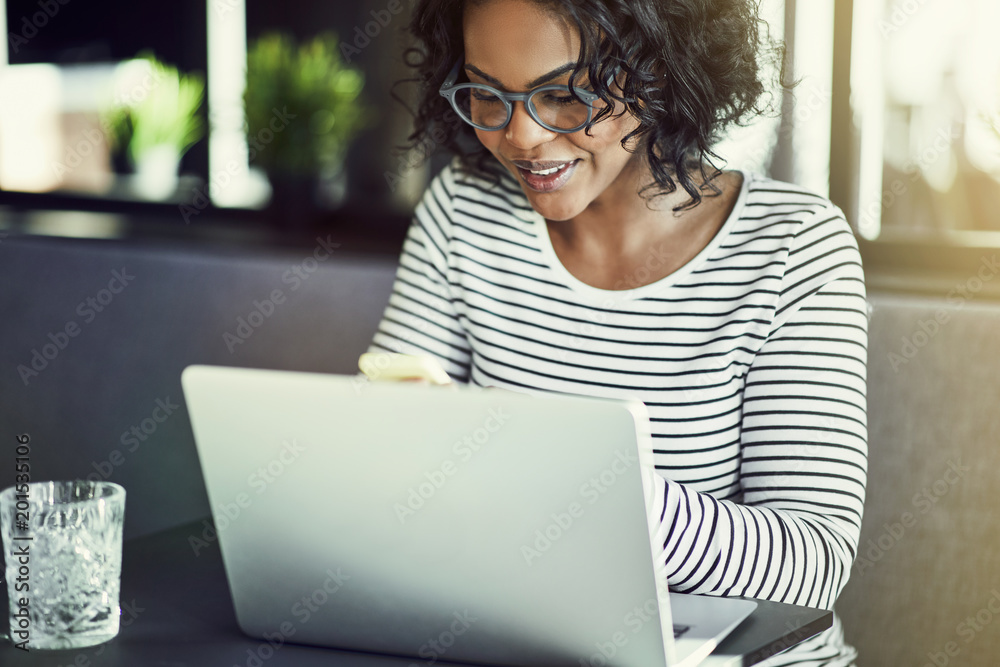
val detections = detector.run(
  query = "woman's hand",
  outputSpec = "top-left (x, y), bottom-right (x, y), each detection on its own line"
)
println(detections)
top-left (358, 352), bottom-right (452, 385)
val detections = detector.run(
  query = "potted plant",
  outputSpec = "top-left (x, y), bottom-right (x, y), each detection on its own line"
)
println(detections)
top-left (105, 53), bottom-right (205, 200)
top-left (243, 32), bottom-right (368, 222)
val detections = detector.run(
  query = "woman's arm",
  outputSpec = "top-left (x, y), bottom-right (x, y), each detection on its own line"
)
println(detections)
top-left (366, 167), bottom-right (473, 382)
top-left (649, 275), bottom-right (868, 610)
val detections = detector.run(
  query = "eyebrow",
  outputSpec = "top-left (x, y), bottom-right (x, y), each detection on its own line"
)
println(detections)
top-left (464, 62), bottom-right (578, 90)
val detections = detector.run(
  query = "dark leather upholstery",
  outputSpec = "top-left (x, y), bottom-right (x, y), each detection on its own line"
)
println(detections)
top-left (0, 234), bottom-right (397, 539)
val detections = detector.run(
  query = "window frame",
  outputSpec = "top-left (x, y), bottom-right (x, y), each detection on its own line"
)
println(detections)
top-left (828, 0), bottom-right (1000, 300)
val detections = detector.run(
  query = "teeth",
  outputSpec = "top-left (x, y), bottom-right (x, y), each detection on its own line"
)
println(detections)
top-left (529, 163), bottom-right (567, 176)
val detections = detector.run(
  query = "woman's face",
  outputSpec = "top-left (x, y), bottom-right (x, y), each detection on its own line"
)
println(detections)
top-left (462, 0), bottom-right (642, 222)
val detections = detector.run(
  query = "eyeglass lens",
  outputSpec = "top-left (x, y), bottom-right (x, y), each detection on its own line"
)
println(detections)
top-left (453, 87), bottom-right (591, 131)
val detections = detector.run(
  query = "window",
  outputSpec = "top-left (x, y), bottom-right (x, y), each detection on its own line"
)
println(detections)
top-left (835, 0), bottom-right (1000, 296)
top-left (0, 0), bottom-right (415, 244)
top-left (0, 0), bottom-right (208, 202)
top-left (853, 0), bottom-right (1000, 241)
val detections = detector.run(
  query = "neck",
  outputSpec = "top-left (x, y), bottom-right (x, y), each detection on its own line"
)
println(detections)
top-left (554, 157), bottom-right (723, 255)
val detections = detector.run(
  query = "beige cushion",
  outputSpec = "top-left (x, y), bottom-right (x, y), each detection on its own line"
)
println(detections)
top-left (837, 292), bottom-right (1000, 665)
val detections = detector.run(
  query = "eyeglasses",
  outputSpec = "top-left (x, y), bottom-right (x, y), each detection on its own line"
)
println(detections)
top-left (438, 59), bottom-right (601, 134)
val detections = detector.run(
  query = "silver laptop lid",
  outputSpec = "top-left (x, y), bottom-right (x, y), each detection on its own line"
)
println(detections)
top-left (182, 365), bottom-right (671, 667)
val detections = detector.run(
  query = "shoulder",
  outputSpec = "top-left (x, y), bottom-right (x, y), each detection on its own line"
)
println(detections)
top-left (737, 174), bottom-right (861, 265)
top-left (737, 174), bottom-right (849, 234)
top-left (427, 158), bottom-right (536, 215)
top-left (737, 174), bottom-right (865, 318)
top-left (415, 157), bottom-right (539, 239)
top-left (418, 158), bottom-right (520, 208)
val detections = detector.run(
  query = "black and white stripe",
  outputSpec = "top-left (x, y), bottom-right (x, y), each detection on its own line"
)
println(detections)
top-left (369, 160), bottom-right (868, 666)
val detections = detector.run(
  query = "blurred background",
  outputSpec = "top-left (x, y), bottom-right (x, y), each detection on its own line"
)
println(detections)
top-left (0, 0), bottom-right (995, 263)
top-left (0, 0), bottom-right (424, 248)
top-left (0, 0), bottom-right (997, 265)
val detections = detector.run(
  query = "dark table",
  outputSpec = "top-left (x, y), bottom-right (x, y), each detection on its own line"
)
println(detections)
top-left (1, 520), bottom-right (831, 666)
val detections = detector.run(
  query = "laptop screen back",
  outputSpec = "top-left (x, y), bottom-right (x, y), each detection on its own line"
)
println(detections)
top-left (182, 365), bottom-right (672, 667)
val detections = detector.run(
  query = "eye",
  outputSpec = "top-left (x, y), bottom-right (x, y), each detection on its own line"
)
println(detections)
top-left (539, 90), bottom-right (581, 107)
top-left (472, 90), bottom-right (501, 103)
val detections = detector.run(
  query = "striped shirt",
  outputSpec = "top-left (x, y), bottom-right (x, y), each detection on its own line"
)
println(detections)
top-left (368, 160), bottom-right (868, 666)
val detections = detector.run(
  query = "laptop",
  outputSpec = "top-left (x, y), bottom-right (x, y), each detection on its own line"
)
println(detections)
top-left (181, 365), bottom-right (755, 667)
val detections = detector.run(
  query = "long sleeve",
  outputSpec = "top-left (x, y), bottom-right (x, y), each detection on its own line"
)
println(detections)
top-left (648, 274), bottom-right (868, 610)
top-left (367, 166), bottom-right (473, 381)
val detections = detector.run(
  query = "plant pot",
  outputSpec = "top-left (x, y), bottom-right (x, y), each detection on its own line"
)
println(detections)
top-left (133, 145), bottom-right (181, 200)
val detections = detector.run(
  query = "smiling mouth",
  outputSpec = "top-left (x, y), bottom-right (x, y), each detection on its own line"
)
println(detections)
top-left (513, 159), bottom-right (580, 193)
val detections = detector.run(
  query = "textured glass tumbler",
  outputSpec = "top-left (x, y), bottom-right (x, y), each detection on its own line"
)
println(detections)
top-left (0, 481), bottom-right (126, 650)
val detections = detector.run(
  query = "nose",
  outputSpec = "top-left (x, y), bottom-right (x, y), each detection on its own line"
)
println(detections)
top-left (504, 101), bottom-right (557, 150)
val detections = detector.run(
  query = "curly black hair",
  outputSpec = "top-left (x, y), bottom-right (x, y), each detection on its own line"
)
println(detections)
top-left (400, 0), bottom-right (785, 209)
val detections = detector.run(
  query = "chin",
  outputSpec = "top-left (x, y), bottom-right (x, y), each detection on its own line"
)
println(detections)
top-left (523, 192), bottom-right (583, 222)
top-left (517, 174), bottom-right (589, 221)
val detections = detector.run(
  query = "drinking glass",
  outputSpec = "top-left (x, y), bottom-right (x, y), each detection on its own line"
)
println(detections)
top-left (0, 480), bottom-right (126, 649)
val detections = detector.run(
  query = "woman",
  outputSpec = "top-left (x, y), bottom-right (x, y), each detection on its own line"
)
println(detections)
top-left (368, 0), bottom-right (868, 664)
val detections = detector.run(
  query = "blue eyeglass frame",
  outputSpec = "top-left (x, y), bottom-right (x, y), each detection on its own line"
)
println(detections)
top-left (438, 59), bottom-right (602, 134)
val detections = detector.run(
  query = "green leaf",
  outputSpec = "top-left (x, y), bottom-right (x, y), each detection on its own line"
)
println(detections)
top-left (102, 52), bottom-right (205, 166)
top-left (244, 31), bottom-right (371, 175)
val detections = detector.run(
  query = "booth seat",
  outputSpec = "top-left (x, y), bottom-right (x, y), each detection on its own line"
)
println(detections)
top-left (1, 233), bottom-right (997, 665)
